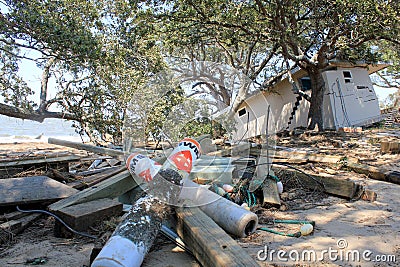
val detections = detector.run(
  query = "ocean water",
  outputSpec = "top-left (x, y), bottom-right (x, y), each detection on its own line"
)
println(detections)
top-left (0, 114), bottom-right (87, 143)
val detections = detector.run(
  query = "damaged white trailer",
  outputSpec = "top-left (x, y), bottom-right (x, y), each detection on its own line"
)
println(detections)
top-left (233, 62), bottom-right (388, 140)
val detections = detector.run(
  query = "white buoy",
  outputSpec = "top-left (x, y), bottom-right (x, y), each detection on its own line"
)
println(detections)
top-left (300, 224), bottom-right (314, 236)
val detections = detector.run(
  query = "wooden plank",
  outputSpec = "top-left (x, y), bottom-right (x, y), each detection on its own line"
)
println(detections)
top-left (0, 213), bottom-right (41, 244)
top-left (0, 155), bottom-right (81, 168)
top-left (48, 137), bottom-right (126, 158)
top-left (49, 170), bottom-right (136, 211)
top-left (346, 163), bottom-right (387, 181)
top-left (0, 176), bottom-right (78, 206)
top-left (70, 166), bottom-right (126, 190)
top-left (55, 198), bottom-right (122, 232)
top-left (208, 142), bottom-right (251, 157)
top-left (257, 157), bottom-right (280, 206)
top-left (274, 166), bottom-right (361, 199)
top-left (251, 148), bottom-right (359, 165)
top-left (381, 141), bottom-right (400, 154)
top-left (385, 171), bottom-right (400, 185)
top-left (176, 204), bottom-right (260, 267)
top-left (0, 211), bottom-right (28, 222)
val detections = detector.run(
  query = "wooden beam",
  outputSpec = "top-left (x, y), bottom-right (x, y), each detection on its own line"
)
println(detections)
top-left (0, 176), bottom-right (78, 207)
top-left (208, 142), bottom-right (251, 157)
top-left (346, 163), bottom-right (385, 180)
top-left (274, 166), bottom-right (363, 199)
top-left (48, 170), bottom-right (136, 211)
top-left (54, 198), bottom-right (122, 237)
top-left (176, 204), bottom-right (260, 267)
top-left (251, 148), bottom-right (359, 165)
top-left (380, 141), bottom-right (400, 154)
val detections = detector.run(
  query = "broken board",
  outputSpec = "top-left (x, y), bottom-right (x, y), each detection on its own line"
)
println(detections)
top-left (0, 176), bottom-right (78, 206)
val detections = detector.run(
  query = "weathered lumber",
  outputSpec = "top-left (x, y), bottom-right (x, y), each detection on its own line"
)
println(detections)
top-left (0, 176), bottom-right (78, 207)
top-left (208, 142), bottom-right (251, 157)
top-left (380, 141), bottom-right (400, 154)
top-left (70, 166), bottom-right (126, 190)
top-left (274, 166), bottom-right (363, 199)
top-left (251, 148), bottom-right (359, 165)
top-left (0, 211), bottom-right (27, 222)
top-left (385, 171), bottom-right (400, 185)
top-left (45, 168), bottom-right (71, 183)
top-left (257, 156), bottom-right (280, 206)
top-left (48, 137), bottom-right (126, 158)
top-left (54, 198), bottom-right (122, 236)
top-left (49, 170), bottom-right (136, 212)
top-left (0, 154), bottom-right (80, 176)
top-left (176, 203), bottom-right (260, 267)
top-left (75, 165), bottom-right (120, 176)
top-left (345, 163), bottom-right (400, 185)
top-left (0, 213), bottom-right (41, 244)
top-left (0, 167), bottom-right (23, 179)
top-left (0, 154), bottom-right (81, 168)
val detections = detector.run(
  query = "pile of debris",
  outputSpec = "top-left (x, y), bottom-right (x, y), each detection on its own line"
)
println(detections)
top-left (1, 131), bottom-right (398, 266)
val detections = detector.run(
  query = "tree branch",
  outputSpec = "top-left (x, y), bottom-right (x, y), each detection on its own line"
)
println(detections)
top-left (0, 103), bottom-right (78, 122)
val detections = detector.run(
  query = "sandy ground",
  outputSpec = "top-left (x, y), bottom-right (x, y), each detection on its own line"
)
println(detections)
top-left (0, 130), bottom-right (399, 267)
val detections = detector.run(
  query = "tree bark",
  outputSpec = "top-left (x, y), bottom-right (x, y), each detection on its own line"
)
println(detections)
top-left (39, 57), bottom-right (56, 111)
top-left (307, 67), bottom-right (325, 131)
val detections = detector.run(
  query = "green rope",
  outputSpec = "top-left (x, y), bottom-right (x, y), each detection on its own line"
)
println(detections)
top-left (267, 174), bottom-right (280, 182)
top-left (273, 219), bottom-right (315, 226)
top-left (258, 219), bottom-right (315, 238)
top-left (258, 227), bottom-right (301, 238)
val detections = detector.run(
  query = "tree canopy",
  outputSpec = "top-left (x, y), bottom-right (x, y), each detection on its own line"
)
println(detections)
top-left (0, 0), bottom-right (164, 143)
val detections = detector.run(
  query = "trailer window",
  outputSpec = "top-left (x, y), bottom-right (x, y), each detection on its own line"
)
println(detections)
top-left (238, 108), bottom-right (246, 117)
top-left (343, 71), bottom-right (353, 83)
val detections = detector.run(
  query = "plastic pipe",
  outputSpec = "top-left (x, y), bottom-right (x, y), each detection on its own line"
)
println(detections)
top-left (181, 179), bottom-right (258, 237)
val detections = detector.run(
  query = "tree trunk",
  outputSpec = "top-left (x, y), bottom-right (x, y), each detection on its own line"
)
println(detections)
top-left (307, 67), bottom-right (325, 131)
